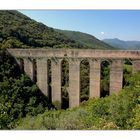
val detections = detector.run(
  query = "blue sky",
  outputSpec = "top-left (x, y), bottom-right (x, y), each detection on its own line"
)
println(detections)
top-left (19, 10), bottom-right (140, 41)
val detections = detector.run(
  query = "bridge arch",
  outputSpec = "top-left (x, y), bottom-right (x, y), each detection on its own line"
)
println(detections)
top-left (80, 59), bottom-right (90, 102)
top-left (8, 49), bottom-right (140, 108)
top-left (101, 59), bottom-right (110, 97)
top-left (61, 58), bottom-right (69, 109)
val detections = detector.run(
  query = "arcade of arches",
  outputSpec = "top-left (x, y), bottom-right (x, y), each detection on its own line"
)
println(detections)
top-left (7, 49), bottom-right (140, 108)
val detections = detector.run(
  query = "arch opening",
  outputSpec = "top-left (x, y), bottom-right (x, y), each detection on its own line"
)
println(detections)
top-left (48, 59), bottom-right (52, 103)
top-left (61, 58), bottom-right (69, 109)
top-left (33, 59), bottom-right (37, 83)
top-left (123, 59), bottom-right (132, 87)
top-left (101, 60), bottom-right (110, 97)
top-left (18, 58), bottom-right (24, 73)
top-left (80, 59), bottom-right (89, 102)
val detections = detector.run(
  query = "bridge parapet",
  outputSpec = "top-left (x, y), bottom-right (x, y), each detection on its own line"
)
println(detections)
top-left (7, 49), bottom-right (140, 59)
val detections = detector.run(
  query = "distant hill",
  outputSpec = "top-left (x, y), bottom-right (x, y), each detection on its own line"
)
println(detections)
top-left (56, 29), bottom-right (115, 49)
top-left (103, 38), bottom-right (140, 50)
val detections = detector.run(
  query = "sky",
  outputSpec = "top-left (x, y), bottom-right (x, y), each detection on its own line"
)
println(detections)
top-left (19, 10), bottom-right (140, 41)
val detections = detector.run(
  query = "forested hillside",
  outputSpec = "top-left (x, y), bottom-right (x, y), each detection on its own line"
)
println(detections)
top-left (0, 11), bottom-right (83, 49)
top-left (56, 29), bottom-right (115, 49)
top-left (0, 50), bottom-right (55, 129)
top-left (0, 10), bottom-right (115, 49)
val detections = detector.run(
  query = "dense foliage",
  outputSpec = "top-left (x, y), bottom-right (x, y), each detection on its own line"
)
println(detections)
top-left (0, 49), bottom-right (53, 129)
top-left (0, 11), bottom-right (84, 49)
top-left (16, 72), bottom-right (140, 130)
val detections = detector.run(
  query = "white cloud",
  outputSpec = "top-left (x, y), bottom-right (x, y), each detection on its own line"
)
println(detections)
top-left (101, 32), bottom-right (105, 35)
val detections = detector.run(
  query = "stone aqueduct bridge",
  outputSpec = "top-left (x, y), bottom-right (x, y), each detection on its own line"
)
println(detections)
top-left (7, 49), bottom-right (140, 108)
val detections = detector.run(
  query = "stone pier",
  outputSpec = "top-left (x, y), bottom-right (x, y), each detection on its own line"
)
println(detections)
top-left (132, 60), bottom-right (140, 73)
top-left (89, 59), bottom-right (101, 98)
top-left (110, 59), bottom-right (123, 95)
top-left (69, 59), bottom-right (80, 108)
top-left (36, 59), bottom-right (48, 96)
top-left (24, 58), bottom-right (35, 81)
top-left (51, 58), bottom-right (62, 104)
top-left (15, 58), bottom-right (24, 72)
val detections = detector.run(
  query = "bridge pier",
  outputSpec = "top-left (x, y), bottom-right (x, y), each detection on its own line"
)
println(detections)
top-left (51, 58), bottom-right (62, 105)
top-left (24, 58), bottom-right (35, 81)
top-left (69, 59), bottom-right (81, 108)
top-left (89, 59), bottom-right (101, 98)
top-left (132, 60), bottom-right (140, 73)
top-left (15, 58), bottom-right (24, 72)
top-left (36, 59), bottom-right (48, 97)
top-left (110, 59), bottom-right (123, 95)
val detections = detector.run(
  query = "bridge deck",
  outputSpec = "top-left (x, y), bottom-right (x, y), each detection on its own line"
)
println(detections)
top-left (7, 49), bottom-right (140, 59)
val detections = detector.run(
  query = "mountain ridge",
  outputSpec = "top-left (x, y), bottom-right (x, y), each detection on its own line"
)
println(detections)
top-left (55, 29), bottom-right (115, 49)
top-left (103, 38), bottom-right (140, 50)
